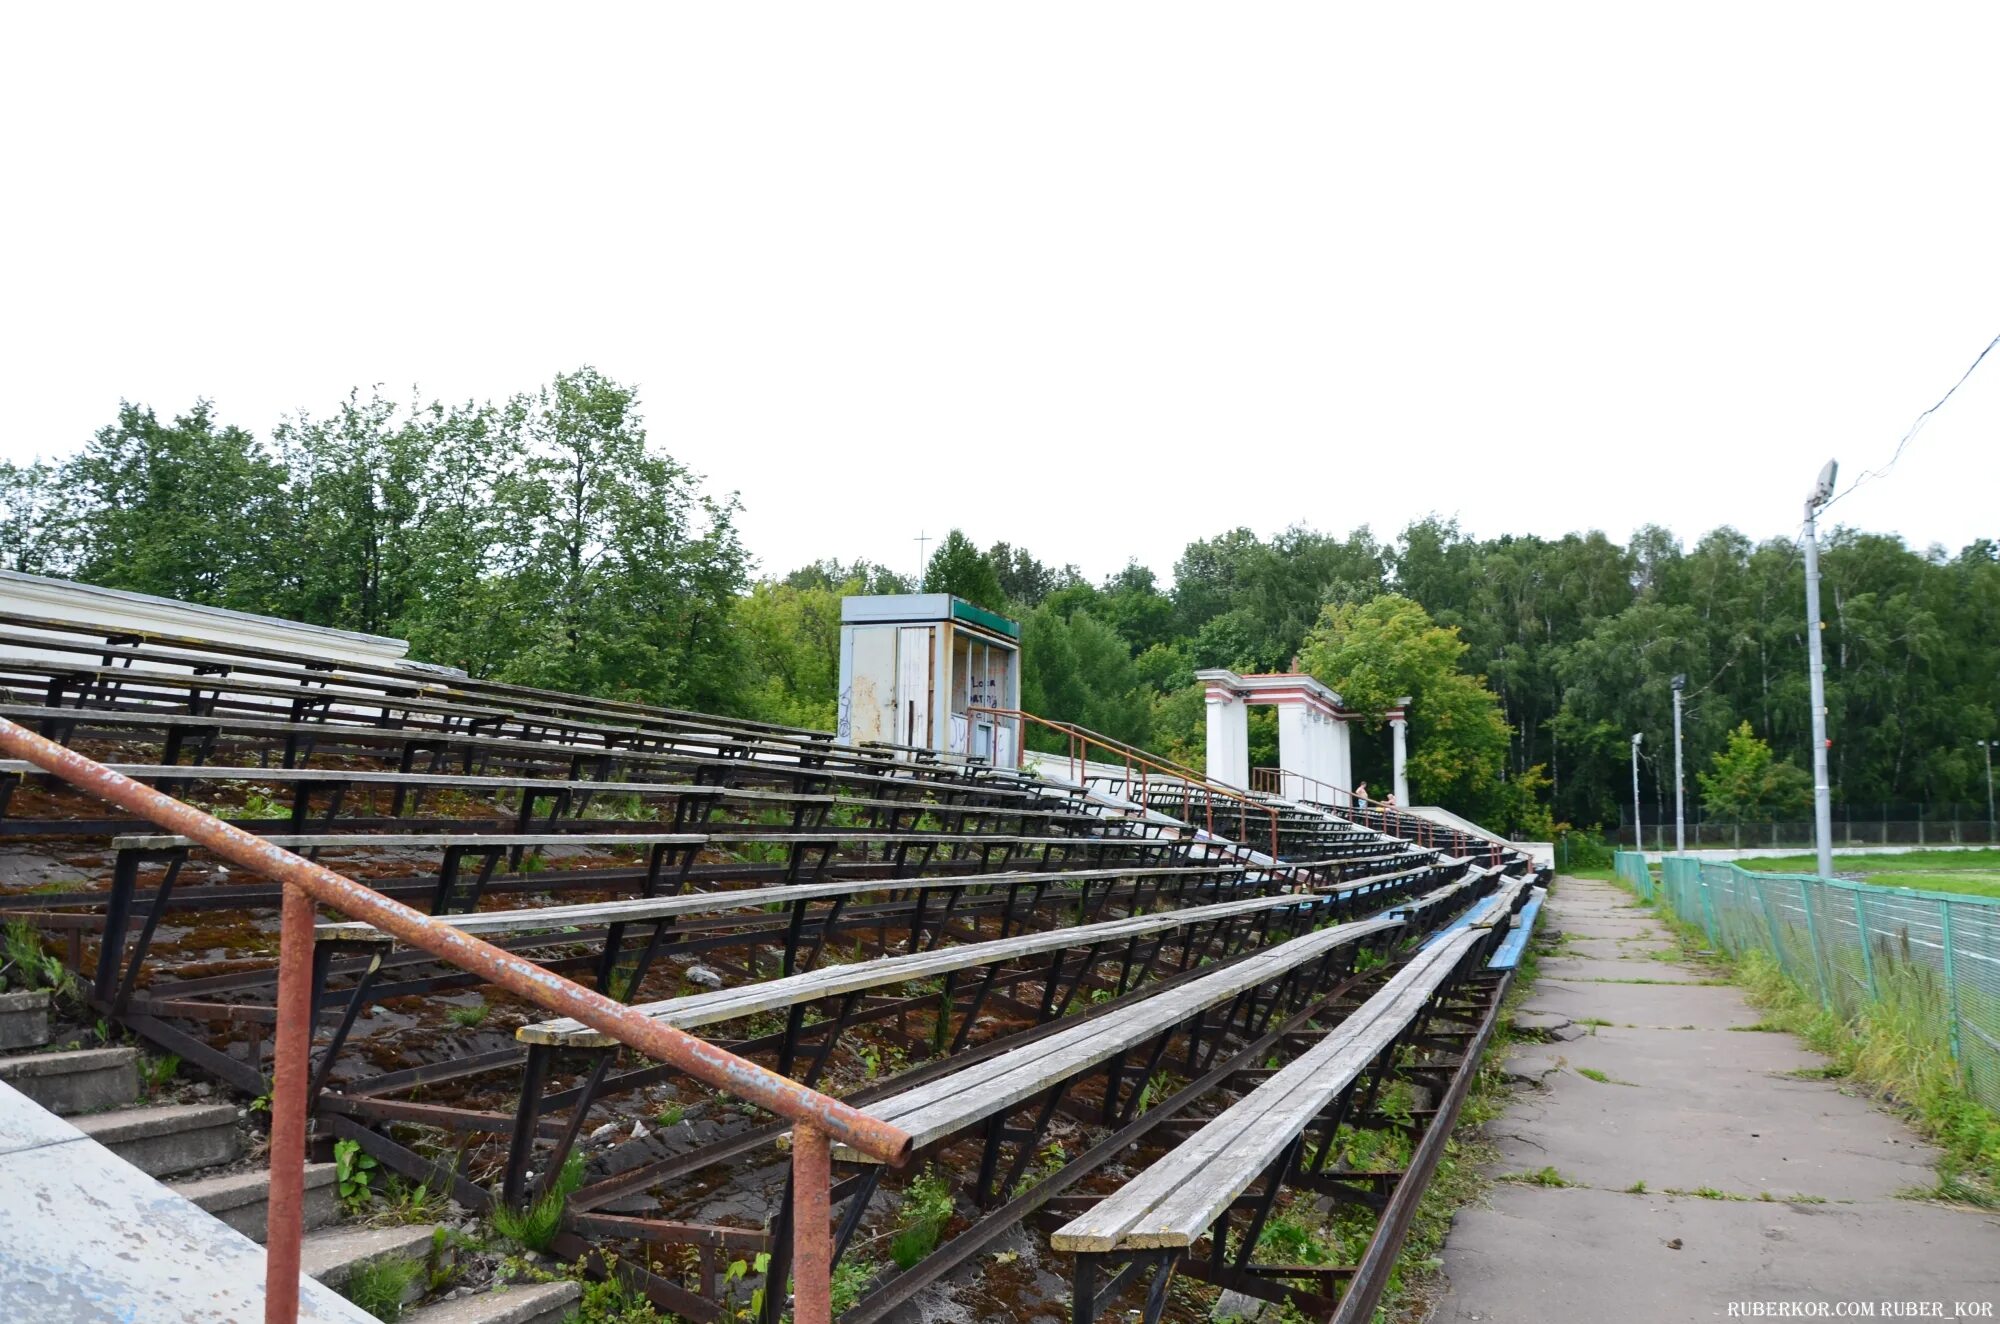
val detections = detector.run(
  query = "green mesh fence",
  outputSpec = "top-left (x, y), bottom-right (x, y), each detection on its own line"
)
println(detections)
top-left (1614, 850), bottom-right (1655, 901)
top-left (1611, 851), bottom-right (2000, 1113)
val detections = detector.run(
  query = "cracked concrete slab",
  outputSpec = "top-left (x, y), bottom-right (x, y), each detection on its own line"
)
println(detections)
top-left (1437, 1185), bottom-right (2000, 1324)
top-left (1519, 978), bottom-right (1749, 1029)
top-left (1535, 955), bottom-right (1727, 983)
top-left (1436, 875), bottom-right (2000, 1321)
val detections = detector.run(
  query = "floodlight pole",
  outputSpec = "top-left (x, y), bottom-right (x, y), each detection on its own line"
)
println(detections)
top-left (1671, 675), bottom-right (1687, 855)
top-left (1630, 732), bottom-right (1644, 853)
top-left (1981, 740), bottom-right (1995, 843)
top-left (1804, 463), bottom-right (1837, 879)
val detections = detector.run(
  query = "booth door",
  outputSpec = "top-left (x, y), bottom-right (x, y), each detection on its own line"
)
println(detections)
top-left (896, 626), bottom-right (933, 751)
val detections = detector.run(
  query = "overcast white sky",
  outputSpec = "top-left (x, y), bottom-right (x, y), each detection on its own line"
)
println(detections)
top-left (2, 5), bottom-right (1995, 584)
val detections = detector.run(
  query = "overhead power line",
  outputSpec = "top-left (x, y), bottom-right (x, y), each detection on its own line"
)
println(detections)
top-left (1820, 327), bottom-right (2000, 515)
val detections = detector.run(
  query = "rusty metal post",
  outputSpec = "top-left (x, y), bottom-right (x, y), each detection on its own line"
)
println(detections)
top-left (265, 881), bottom-right (314, 1323)
top-left (791, 1122), bottom-right (833, 1324)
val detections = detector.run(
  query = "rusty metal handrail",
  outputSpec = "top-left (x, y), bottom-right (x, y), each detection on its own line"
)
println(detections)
top-left (1250, 765), bottom-right (1468, 857)
top-left (1248, 766), bottom-right (1364, 805)
top-left (0, 715), bottom-right (904, 1324)
top-left (967, 706), bottom-right (1282, 861)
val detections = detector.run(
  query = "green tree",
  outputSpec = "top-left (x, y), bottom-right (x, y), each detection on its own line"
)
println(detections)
top-left (1697, 721), bottom-right (1812, 824)
top-left (0, 460), bottom-right (73, 576)
top-left (1019, 606), bottom-right (1151, 749)
top-left (734, 579), bottom-right (846, 729)
top-left (1096, 561), bottom-right (1177, 653)
top-left (1297, 594), bottom-right (1513, 817)
top-left (785, 558), bottom-right (912, 595)
top-left (485, 367), bottom-right (748, 709)
top-left (985, 541), bottom-right (1079, 609)
top-left (66, 401), bottom-right (291, 610)
top-left (922, 530), bottom-right (1004, 610)
top-left (274, 390), bottom-right (513, 643)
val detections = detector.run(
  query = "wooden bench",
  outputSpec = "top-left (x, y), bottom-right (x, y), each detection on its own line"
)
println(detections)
top-left (313, 861), bottom-right (1266, 946)
top-left (6, 758), bottom-right (1138, 847)
top-left (515, 889), bottom-right (1328, 1049)
top-left (488, 891), bottom-right (1345, 1207)
top-left (1486, 884), bottom-right (1546, 969)
top-left (0, 699), bottom-right (1106, 821)
top-left (830, 909), bottom-right (1408, 1164)
top-left (1051, 872), bottom-right (1532, 1323)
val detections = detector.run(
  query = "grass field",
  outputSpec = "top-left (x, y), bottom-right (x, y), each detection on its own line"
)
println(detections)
top-left (1741, 848), bottom-right (2000, 899)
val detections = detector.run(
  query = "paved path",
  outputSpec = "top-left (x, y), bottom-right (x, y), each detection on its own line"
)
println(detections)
top-left (1434, 875), bottom-right (2000, 1323)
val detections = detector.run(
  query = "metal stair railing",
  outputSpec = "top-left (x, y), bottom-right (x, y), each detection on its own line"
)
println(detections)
top-left (1252, 765), bottom-right (1508, 866)
top-left (0, 714), bottom-right (909, 1324)
top-left (967, 706), bottom-right (1281, 861)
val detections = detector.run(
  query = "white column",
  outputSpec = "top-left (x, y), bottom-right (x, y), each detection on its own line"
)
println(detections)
top-left (1275, 702), bottom-right (1311, 799)
top-left (1204, 688), bottom-right (1249, 789)
top-left (1304, 709), bottom-right (1333, 802)
top-left (1329, 717), bottom-right (1353, 806)
top-left (1391, 713), bottom-right (1410, 805)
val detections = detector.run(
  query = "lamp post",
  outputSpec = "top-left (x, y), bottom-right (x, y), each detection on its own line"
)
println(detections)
top-left (1631, 732), bottom-right (1644, 853)
top-left (1671, 674), bottom-right (1687, 855)
top-left (1803, 460), bottom-right (1838, 879)
top-left (1980, 740), bottom-right (1996, 844)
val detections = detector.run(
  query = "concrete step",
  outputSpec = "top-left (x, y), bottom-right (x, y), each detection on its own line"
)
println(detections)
top-left (0, 1045), bottom-right (138, 1114)
top-left (172, 1161), bottom-right (339, 1243)
top-left (301, 1222), bottom-right (443, 1293)
top-left (0, 989), bottom-right (52, 1050)
top-left (404, 1281), bottom-right (582, 1324)
top-left (73, 1101), bottom-right (242, 1178)
top-left (0, 1079), bottom-right (376, 1322)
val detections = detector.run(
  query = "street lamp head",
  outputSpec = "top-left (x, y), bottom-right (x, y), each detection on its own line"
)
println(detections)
top-left (1671, 674), bottom-right (1687, 692)
top-left (1631, 732), bottom-right (1643, 748)
top-left (1808, 459), bottom-right (1839, 509)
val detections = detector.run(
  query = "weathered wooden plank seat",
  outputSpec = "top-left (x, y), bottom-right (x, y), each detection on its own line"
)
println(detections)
top-left (1, 651), bottom-right (878, 761)
top-left (0, 664), bottom-right (1120, 820)
top-left (1393, 866), bottom-right (1484, 926)
top-left (485, 891), bottom-right (1347, 1208)
top-left (0, 650), bottom-right (905, 777)
top-left (313, 861), bottom-right (1267, 946)
top-left (19, 757), bottom-right (1145, 846)
top-left (1051, 871), bottom-right (1532, 1323)
top-left (90, 822), bottom-right (1204, 1040)
top-left (0, 618), bottom-right (1150, 825)
top-left (1050, 925), bottom-right (1479, 1255)
top-left (831, 910), bottom-right (1407, 1163)
top-left (514, 890), bottom-right (1327, 1048)
top-left (106, 821), bottom-right (1189, 932)
top-left (0, 657), bottom-right (524, 728)
top-left (0, 700), bottom-right (1110, 824)
top-left (0, 606), bottom-right (835, 750)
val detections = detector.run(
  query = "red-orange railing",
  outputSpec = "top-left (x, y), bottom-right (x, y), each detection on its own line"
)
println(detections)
top-left (967, 707), bottom-right (1282, 861)
top-left (1252, 765), bottom-right (1460, 857)
top-left (0, 715), bottom-right (908, 1324)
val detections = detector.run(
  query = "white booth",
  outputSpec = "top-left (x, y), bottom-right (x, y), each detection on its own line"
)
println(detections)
top-left (837, 594), bottom-right (1022, 763)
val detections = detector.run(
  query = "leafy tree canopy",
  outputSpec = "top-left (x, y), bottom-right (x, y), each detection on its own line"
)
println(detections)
top-left (1697, 721), bottom-right (1812, 824)
top-left (1297, 594), bottom-right (1516, 817)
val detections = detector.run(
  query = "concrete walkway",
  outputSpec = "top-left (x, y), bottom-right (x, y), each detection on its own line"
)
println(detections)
top-left (1434, 875), bottom-right (2000, 1323)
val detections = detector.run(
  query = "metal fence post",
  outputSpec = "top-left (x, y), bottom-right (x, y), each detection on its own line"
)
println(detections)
top-left (1853, 888), bottom-right (1878, 1001)
top-left (266, 882), bottom-right (315, 1324)
top-left (1940, 900), bottom-right (1963, 1064)
top-left (1797, 879), bottom-right (1831, 1007)
top-left (1752, 873), bottom-right (1785, 976)
top-left (791, 1123), bottom-right (833, 1324)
